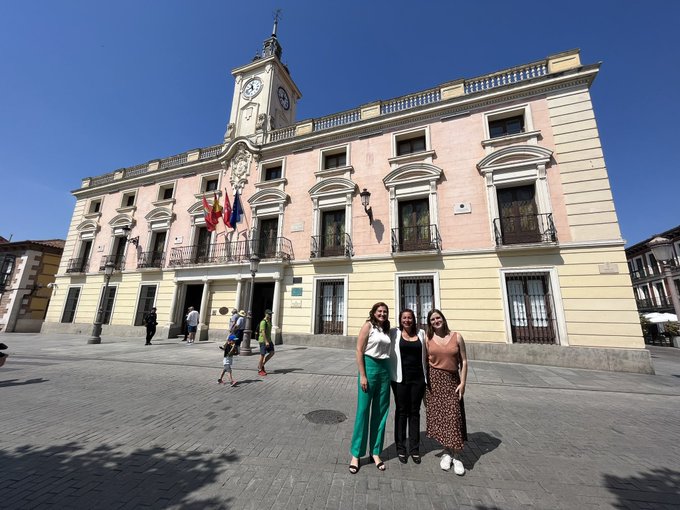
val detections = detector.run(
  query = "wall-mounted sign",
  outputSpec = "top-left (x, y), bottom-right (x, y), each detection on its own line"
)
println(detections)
top-left (291, 287), bottom-right (303, 297)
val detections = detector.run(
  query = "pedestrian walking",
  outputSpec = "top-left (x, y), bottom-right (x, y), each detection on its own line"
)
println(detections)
top-left (228, 308), bottom-right (238, 334)
top-left (217, 334), bottom-right (238, 386)
top-left (348, 302), bottom-right (391, 474)
top-left (186, 306), bottom-right (199, 344)
top-left (424, 308), bottom-right (468, 475)
top-left (143, 307), bottom-right (158, 345)
top-left (234, 310), bottom-right (246, 345)
top-left (257, 310), bottom-right (274, 376)
top-left (389, 308), bottom-right (427, 464)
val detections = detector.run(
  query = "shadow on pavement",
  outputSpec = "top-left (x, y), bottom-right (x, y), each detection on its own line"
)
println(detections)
top-left (603, 467), bottom-right (680, 508)
top-left (0, 378), bottom-right (48, 387)
top-left (0, 442), bottom-right (238, 508)
top-left (230, 378), bottom-right (262, 386)
top-left (266, 367), bottom-right (302, 375)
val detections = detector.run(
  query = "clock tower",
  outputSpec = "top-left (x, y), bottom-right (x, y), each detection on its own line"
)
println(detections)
top-left (225, 19), bottom-right (301, 144)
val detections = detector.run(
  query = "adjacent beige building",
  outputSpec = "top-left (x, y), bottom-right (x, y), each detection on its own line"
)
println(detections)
top-left (42, 29), bottom-right (651, 372)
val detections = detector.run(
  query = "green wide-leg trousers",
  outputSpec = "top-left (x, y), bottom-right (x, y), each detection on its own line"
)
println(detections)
top-left (350, 356), bottom-right (391, 457)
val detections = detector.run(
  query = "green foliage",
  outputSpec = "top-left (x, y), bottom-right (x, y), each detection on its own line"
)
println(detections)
top-left (662, 321), bottom-right (680, 338)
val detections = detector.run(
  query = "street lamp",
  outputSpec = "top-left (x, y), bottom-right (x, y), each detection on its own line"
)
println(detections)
top-left (239, 254), bottom-right (260, 356)
top-left (359, 188), bottom-right (373, 225)
top-left (648, 236), bottom-right (680, 319)
top-left (88, 261), bottom-right (116, 344)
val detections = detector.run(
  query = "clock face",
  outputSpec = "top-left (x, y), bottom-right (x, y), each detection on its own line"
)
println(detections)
top-left (277, 86), bottom-right (290, 110)
top-left (242, 78), bottom-right (263, 99)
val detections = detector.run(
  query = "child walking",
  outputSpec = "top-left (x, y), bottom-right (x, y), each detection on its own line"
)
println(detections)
top-left (217, 334), bottom-right (238, 387)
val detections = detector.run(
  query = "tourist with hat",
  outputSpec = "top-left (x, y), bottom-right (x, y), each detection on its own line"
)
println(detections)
top-left (234, 310), bottom-right (246, 346)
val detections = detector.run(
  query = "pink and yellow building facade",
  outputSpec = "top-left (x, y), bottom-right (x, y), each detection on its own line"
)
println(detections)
top-left (43, 32), bottom-right (651, 372)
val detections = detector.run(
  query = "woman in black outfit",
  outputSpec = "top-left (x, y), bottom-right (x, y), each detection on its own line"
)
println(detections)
top-left (389, 308), bottom-right (428, 464)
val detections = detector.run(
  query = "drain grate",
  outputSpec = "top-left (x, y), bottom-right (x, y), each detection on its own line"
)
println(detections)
top-left (304, 409), bottom-right (347, 424)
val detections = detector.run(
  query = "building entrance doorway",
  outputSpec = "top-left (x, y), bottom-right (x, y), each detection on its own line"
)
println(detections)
top-left (182, 284), bottom-right (204, 323)
top-left (251, 282), bottom-right (275, 341)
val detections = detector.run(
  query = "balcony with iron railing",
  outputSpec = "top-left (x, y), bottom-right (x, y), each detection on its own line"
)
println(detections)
top-left (99, 254), bottom-right (125, 271)
top-left (169, 237), bottom-right (293, 267)
top-left (310, 233), bottom-right (353, 259)
top-left (65, 258), bottom-right (89, 273)
top-left (493, 214), bottom-right (557, 247)
top-left (635, 296), bottom-right (674, 314)
top-left (391, 225), bottom-right (442, 254)
top-left (137, 251), bottom-right (165, 269)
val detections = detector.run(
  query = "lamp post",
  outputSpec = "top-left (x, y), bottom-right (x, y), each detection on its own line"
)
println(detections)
top-left (648, 236), bottom-right (680, 319)
top-left (239, 254), bottom-right (260, 356)
top-left (88, 261), bottom-right (116, 344)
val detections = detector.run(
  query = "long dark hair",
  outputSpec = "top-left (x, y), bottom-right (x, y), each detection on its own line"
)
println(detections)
top-left (367, 302), bottom-right (390, 333)
top-left (426, 308), bottom-right (450, 339)
top-left (399, 308), bottom-right (417, 337)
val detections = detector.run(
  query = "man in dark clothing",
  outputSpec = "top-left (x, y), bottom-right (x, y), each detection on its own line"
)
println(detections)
top-left (144, 307), bottom-right (158, 345)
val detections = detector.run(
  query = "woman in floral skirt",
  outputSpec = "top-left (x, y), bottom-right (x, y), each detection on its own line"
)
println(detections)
top-left (424, 308), bottom-right (468, 475)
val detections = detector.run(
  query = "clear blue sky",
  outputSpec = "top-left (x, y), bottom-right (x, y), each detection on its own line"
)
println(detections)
top-left (1, 0), bottom-right (677, 246)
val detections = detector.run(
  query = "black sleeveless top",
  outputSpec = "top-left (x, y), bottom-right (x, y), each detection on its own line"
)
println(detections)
top-left (400, 337), bottom-right (424, 383)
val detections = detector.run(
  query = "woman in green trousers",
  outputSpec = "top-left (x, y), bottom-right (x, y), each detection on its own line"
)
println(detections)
top-left (349, 302), bottom-right (391, 473)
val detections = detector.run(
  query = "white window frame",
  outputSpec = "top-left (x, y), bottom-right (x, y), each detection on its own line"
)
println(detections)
top-left (156, 181), bottom-right (177, 203)
top-left (133, 283), bottom-right (159, 326)
top-left (477, 145), bottom-right (553, 245)
top-left (393, 271), bottom-right (440, 325)
top-left (87, 198), bottom-right (103, 215)
top-left (311, 274), bottom-right (349, 336)
top-left (199, 173), bottom-right (221, 194)
top-left (60, 285), bottom-right (83, 324)
top-left (260, 157), bottom-right (286, 183)
top-left (319, 144), bottom-right (350, 172)
top-left (120, 190), bottom-right (137, 209)
top-left (98, 283), bottom-right (119, 325)
top-left (382, 163), bottom-right (442, 234)
top-left (499, 266), bottom-right (567, 346)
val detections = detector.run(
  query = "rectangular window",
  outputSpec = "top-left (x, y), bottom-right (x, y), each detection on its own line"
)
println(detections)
top-left (134, 285), bottom-right (157, 326)
top-left (399, 276), bottom-right (434, 331)
top-left (89, 200), bottom-right (102, 213)
top-left (397, 198), bottom-right (431, 251)
top-left (324, 152), bottom-right (346, 169)
top-left (0, 255), bottom-right (16, 292)
top-left (315, 280), bottom-right (344, 334)
top-left (505, 272), bottom-right (556, 344)
top-left (397, 136), bottom-right (426, 156)
top-left (100, 286), bottom-right (117, 325)
top-left (194, 227), bottom-right (211, 263)
top-left (265, 166), bottom-right (282, 181)
top-left (321, 210), bottom-right (346, 256)
top-left (489, 115), bottom-right (525, 138)
top-left (162, 186), bottom-right (174, 200)
top-left (122, 192), bottom-right (136, 208)
top-left (205, 179), bottom-right (219, 192)
top-left (496, 184), bottom-right (540, 245)
top-left (61, 287), bottom-right (81, 323)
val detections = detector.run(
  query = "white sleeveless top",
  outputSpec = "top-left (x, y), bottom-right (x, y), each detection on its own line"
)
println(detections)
top-left (364, 325), bottom-right (391, 359)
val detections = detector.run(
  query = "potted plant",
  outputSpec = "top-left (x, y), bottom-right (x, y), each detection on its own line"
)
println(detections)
top-left (662, 321), bottom-right (680, 348)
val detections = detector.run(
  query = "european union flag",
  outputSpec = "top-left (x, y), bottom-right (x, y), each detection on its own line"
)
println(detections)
top-left (229, 192), bottom-right (243, 228)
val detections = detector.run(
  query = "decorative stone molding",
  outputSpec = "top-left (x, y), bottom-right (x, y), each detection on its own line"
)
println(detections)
top-left (227, 143), bottom-right (253, 192)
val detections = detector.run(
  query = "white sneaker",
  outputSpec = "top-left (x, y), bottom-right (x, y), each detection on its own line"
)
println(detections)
top-left (452, 456), bottom-right (465, 476)
top-left (439, 453), bottom-right (452, 471)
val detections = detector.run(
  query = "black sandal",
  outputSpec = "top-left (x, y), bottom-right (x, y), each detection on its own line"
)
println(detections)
top-left (411, 454), bottom-right (421, 464)
top-left (349, 463), bottom-right (360, 474)
top-left (369, 456), bottom-right (386, 471)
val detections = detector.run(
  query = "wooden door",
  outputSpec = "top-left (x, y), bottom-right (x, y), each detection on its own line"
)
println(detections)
top-left (497, 185), bottom-right (540, 244)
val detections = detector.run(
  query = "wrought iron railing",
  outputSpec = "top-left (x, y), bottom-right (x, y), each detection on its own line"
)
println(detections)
top-left (391, 225), bottom-right (442, 253)
top-left (493, 213), bottom-right (557, 246)
top-left (99, 254), bottom-right (125, 271)
top-left (65, 258), bottom-right (89, 273)
top-left (137, 251), bottom-right (165, 269)
top-left (170, 238), bottom-right (293, 267)
top-left (310, 233), bottom-right (353, 258)
top-left (636, 296), bottom-right (673, 312)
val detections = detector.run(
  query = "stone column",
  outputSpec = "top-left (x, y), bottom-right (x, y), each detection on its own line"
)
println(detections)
top-left (166, 280), bottom-right (180, 336)
top-left (272, 272), bottom-right (283, 344)
top-left (235, 275), bottom-right (243, 310)
top-left (198, 279), bottom-right (211, 341)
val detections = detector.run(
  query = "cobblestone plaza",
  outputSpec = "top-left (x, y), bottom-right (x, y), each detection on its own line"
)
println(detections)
top-left (1, 334), bottom-right (678, 509)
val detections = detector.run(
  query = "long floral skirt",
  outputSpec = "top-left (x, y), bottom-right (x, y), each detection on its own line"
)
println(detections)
top-left (425, 366), bottom-right (467, 451)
